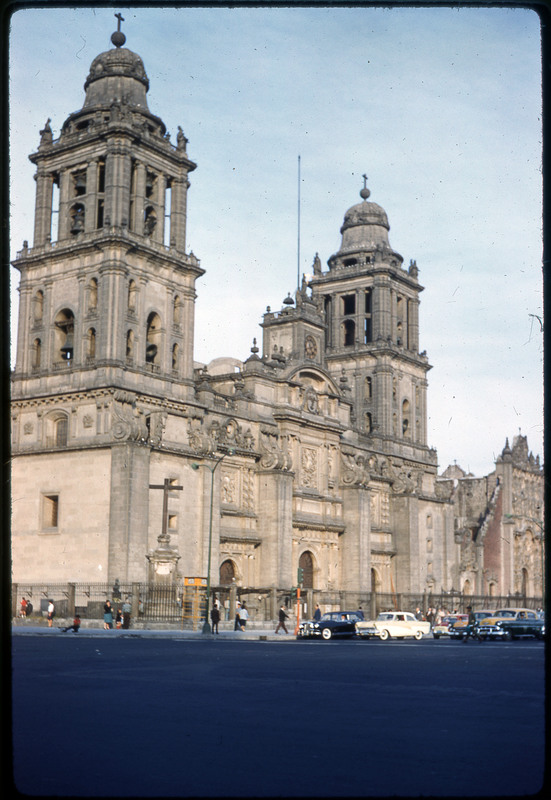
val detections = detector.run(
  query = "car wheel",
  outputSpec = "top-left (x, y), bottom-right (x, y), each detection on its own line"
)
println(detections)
top-left (414, 630), bottom-right (423, 640)
top-left (536, 631), bottom-right (544, 640)
top-left (321, 627), bottom-right (332, 640)
top-left (379, 629), bottom-right (390, 641)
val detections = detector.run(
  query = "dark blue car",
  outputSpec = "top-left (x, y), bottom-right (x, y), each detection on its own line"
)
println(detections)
top-left (297, 610), bottom-right (364, 640)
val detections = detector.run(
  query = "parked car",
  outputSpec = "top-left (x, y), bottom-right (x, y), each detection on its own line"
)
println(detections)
top-left (477, 608), bottom-right (544, 640)
top-left (297, 610), bottom-right (364, 640)
top-left (355, 611), bottom-right (431, 641)
top-left (448, 610), bottom-right (494, 640)
top-left (432, 614), bottom-right (467, 639)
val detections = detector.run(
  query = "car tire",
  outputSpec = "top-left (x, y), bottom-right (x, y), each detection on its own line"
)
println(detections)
top-left (414, 630), bottom-right (424, 640)
top-left (379, 629), bottom-right (390, 641)
top-left (321, 627), bottom-right (332, 640)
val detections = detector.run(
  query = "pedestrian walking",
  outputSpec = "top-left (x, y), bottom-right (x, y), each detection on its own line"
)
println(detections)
top-left (238, 603), bottom-right (249, 631)
top-left (19, 597), bottom-right (27, 618)
top-left (313, 604), bottom-right (322, 622)
top-left (103, 600), bottom-right (113, 630)
top-left (61, 614), bottom-right (81, 633)
top-left (122, 598), bottom-right (131, 629)
top-left (47, 599), bottom-right (55, 627)
top-left (210, 604), bottom-right (220, 634)
top-left (426, 607), bottom-right (435, 627)
top-left (275, 605), bottom-right (289, 634)
top-left (463, 606), bottom-right (479, 642)
top-left (234, 601), bottom-right (242, 631)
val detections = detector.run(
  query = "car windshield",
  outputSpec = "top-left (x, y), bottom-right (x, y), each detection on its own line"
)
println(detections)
top-left (495, 610), bottom-right (516, 618)
top-left (378, 613), bottom-right (394, 620)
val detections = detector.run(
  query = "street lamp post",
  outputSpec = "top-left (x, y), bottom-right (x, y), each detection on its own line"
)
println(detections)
top-left (192, 449), bottom-right (235, 634)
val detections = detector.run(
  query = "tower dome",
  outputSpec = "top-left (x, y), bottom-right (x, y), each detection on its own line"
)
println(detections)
top-left (82, 26), bottom-right (150, 111)
top-left (329, 176), bottom-right (402, 267)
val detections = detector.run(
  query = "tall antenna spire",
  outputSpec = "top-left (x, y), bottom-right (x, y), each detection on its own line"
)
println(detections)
top-left (297, 155), bottom-right (301, 292)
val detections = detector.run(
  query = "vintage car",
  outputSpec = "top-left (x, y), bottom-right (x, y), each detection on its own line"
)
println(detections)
top-left (432, 614), bottom-right (468, 639)
top-left (448, 610), bottom-right (494, 640)
top-left (355, 611), bottom-right (431, 640)
top-left (476, 608), bottom-right (544, 640)
top-left (297, 610), bottom-right (364, 640)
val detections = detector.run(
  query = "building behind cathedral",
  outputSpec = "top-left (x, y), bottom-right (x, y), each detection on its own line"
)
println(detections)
top-left (10, 25), bottom-right (543, 617)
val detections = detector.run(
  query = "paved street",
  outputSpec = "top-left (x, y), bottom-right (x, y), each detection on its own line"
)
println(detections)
top-left (11, 632), bottom-right (545, 797)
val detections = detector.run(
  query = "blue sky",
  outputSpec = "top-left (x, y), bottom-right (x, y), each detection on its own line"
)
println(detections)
top-left (9, 4), bottom-right (543, 476)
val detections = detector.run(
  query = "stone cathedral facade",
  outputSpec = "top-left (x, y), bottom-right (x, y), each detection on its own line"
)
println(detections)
top-left (10, 26), bottom-right (543, 604)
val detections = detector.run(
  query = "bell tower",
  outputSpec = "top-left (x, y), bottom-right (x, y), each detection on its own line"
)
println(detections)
top-left (310, 176), bottom-right (431, 449)
top-left (11, 17), bottom-right (203, 405)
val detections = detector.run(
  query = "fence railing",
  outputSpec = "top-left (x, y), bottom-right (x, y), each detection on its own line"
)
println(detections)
top-left (11, 582), bottom-right (544, 626)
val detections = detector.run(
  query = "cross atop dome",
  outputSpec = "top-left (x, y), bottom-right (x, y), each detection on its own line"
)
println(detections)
top-left (111, 12), bottom-right (126, 48)
top-left (360, 173), bottom-right (371, 200)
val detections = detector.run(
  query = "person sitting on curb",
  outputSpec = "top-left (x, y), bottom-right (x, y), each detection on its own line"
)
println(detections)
top-left (60, 614), bottom-right (81, 633)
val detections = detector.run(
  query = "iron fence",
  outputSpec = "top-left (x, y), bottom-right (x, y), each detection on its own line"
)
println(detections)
top-left (12, 581), bottom-right (544, 624)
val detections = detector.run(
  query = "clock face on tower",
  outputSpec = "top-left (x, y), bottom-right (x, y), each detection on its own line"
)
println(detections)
top-left (305, 336), bottom-right (317, 359)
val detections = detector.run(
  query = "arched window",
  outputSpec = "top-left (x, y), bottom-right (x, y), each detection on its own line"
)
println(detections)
top-left (55, 416), bottom-right (68, 447)
top-left (173, 295), bottom-right (182, 326)
top-left (32, 338), bottom-right (42, 369)
top-left (87, 328), bottom-right (96, 359)
top-left (343, 319), bottom-right (355, 347)
top-left (402, 399), bottom-right (410, 438)
top-left (172, 343), bottom-right (179, 372)
top-left (126, 329), bottom-right (135, 360)
top-left (127, 280), bottom-right (137, 313)
top-left (146, 312), bottom-right (162, 364)
top-left (219, 560), bottom-right (236, 585)
top-left (365, 412), bottom-right (372, 433)
top-left (521, 568), bottom-right (529, 597)
top-left (365, 376), bottom-right (372, 400)
top-left (88, 278), bottom-right (98, 311)
top-left (54, 308), bottom-right (75, 361)
top-left (298, 551), bottom-right (314, 589)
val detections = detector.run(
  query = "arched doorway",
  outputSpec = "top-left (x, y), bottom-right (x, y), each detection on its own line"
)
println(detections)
top-left (219, 560), bottom-right (236, 585)
top-left (299, 551), bottom-right (314, 589)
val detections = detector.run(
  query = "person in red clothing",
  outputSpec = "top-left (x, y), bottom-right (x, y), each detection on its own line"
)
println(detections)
top-left (19, 597), bottom-right (27, 618)
top-left (61, 615), bottom-right (81, 633)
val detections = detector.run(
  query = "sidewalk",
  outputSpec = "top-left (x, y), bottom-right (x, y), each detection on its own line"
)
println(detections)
top-left (11, 620), bottom-right (297, 641)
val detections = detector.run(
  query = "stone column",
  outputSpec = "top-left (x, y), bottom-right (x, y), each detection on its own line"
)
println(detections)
top-left (257, 468), bottom-right (294, 587)
top-left (33, 169), bottom-right (54, 246)
top-left (169, 174), bottom-right (188, 252)
top-left (14, 281), bottom-right (32, 375)
top-left (408, 298), bottom-right (419, 352)
top-left (57, 168), bottom-right (71, 241)
top-left (108, 441), bottom-right (151, 582)
top-left (131, 161), bottom-right (147, 233)
top-left (341, 486), bottom-right (371, 592)
top-left (85, 160), bottom-right (98, 232)
top-left (373, 276), bottom-right (391, 340)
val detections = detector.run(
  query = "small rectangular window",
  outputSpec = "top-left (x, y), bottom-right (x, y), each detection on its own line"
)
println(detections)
top-left (42, 494), bottom-right (59, 529)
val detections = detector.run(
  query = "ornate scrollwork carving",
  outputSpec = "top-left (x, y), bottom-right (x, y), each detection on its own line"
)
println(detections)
top-left (259, 429), bottom-right (292, 470)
